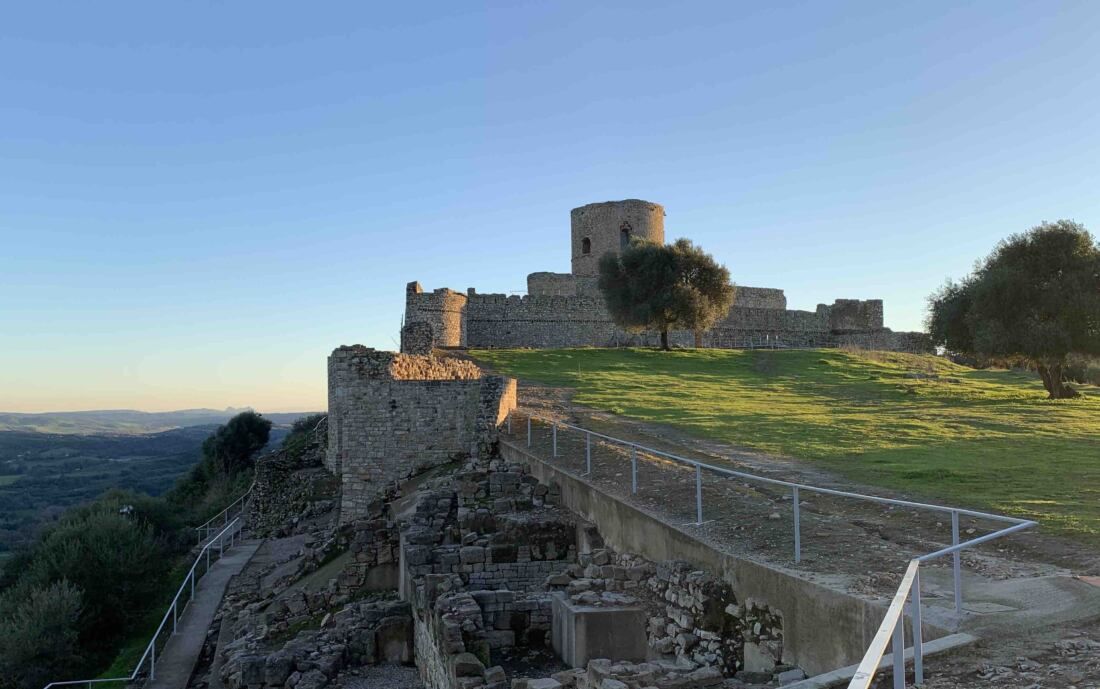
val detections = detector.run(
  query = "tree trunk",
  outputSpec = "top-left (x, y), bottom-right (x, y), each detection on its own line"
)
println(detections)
top-left (1037, 363), bottom-right (1081, 399)
top-left (693, 329), bottom-right (703, 349)
top-left (660, 329), bottom-right (670, 351)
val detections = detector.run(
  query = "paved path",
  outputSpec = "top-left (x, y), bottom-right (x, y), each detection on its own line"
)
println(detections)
top-left (148, 540), bottom-right (261, 689)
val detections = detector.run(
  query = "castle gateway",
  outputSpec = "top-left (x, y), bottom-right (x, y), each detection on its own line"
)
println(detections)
top-left (402, 199), bottom-right (928, 353)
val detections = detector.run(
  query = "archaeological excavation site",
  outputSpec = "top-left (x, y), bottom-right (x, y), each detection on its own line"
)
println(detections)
top-left (178, 345), bottom-right (1100, 689)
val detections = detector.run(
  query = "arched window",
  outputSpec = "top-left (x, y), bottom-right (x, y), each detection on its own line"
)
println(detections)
top-left (620, 222), bottom-right (632, 250)
top-left (581, 237), bottom-right (591, 254)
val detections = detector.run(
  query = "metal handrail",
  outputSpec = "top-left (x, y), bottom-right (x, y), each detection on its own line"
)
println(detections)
top-left (195, 481), bottom-right (255, 543)
top-left (511, 411), bottom-right (1038, 688)
top-left (44, 513), bottom-right (247, 688)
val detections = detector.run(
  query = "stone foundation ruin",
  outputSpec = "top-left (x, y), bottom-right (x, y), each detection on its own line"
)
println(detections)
top-left (403, 199), bottom-right (929, 352)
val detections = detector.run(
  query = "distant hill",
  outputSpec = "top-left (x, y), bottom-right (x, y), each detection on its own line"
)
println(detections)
top-left (0, 408), bottom-right (322, 435)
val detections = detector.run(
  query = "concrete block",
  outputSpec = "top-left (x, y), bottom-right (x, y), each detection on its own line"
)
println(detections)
top-left (551, 592), bottom-right (648, 669)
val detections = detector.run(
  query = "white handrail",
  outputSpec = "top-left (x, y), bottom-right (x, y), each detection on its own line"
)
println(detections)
top-left (195, 481), bottom-right (255, 543)
top-left (513, 411), bottom-right (1038, 688)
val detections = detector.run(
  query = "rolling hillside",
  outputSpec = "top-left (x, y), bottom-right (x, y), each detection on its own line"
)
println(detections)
top-left (471, 348), bottom-right (1100, 539)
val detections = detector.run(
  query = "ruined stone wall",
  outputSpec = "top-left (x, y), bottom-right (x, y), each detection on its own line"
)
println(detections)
top-left (827, 299), bottom-right (884, 331)
top-left (327, 347), bottom-right (516, 523)
top-left (733, 286), bottom-right (787, 310)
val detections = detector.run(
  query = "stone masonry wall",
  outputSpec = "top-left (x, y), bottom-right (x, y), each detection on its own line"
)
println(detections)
top-left (407, 282), bottom-right (468, 348)
top-left (327, 347), bottom-right (517, 523)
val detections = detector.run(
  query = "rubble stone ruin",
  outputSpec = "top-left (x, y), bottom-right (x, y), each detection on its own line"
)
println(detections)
top-left (402, 199), bottom-right (929, 353)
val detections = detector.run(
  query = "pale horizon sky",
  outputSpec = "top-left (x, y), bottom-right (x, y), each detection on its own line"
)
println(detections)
top-left (3, 1), bottom-right (1099, 413)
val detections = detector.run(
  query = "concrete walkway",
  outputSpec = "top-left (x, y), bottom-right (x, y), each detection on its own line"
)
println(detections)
top-left (148, 540), bottom-right (261, 689)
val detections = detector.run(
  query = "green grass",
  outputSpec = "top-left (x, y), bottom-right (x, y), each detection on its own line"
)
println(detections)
top-left (470, 348), bottom-right (1100, 541)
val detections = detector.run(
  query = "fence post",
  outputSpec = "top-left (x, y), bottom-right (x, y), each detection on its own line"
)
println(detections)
top-left (695, 465), bottom-right (703, 524)
top-left (631, 446), bottom-right (637, 494)
top-left (892, 619), bottom-right (904, 689)
top-left (585, 433), bottom-right (591, 474)
top-left (507, 413), bottom-right (512, 435)
top-left (911, 566), bottom-right (924, 685)
top-left (172, 601), bottom-right (177, 633)
top-left (527, 416), bottom-right (532, 447)
top-left (191, 570), bottom-right (195, 599)
top-left (151, 642), bottom-right (156, 679)
top-left (951, 510), bottom-right (962, 614)
top-left (792, 486), bottom-right (801, 563)
top-left (552, 424), bottom-right (557, 457)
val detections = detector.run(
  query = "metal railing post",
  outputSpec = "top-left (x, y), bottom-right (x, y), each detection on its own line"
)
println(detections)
top-left (507, 413), bottom-right (512, 434)
top-left (631, 446), bottom-right (637, 494)
top-left (911, 566), bottom-right (924, 685)
top-left (527, 416), bottom-right (531, 446)
top-left (206, 547), bottom-right (210, 570)
top-left (793, 486), bottom-right (801, 563)
top-left (552, 423), bottom-right (557, 457)
top-left (172, 601), bottom-right (177, 633)
top-left (695, 464), bottom-right (703, 524)
top-left (150, 643), bottom-right (155, 679)
top-left (585, 432), bottom-right (591, 474)
top-left (951, 510), bottom-right (962, 614)
top-left (191, 570), bottom-right (195, 599)
top-left (892, 618), bottom-right (904, 689)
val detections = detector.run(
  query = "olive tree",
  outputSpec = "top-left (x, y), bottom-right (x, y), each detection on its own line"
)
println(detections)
top-left (928, 220), bottom-right (1100, 398)
top-left (598, 238), bottom-right (736, 350)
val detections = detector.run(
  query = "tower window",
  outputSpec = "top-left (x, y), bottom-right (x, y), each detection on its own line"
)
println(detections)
top-left (581, 237), bottom-right (591, 254)
top-left (620, 222), bottom-right (632, 250)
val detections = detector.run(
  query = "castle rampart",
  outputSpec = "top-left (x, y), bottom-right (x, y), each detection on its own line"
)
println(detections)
top-left (401, 199), bottom-right (928, 353)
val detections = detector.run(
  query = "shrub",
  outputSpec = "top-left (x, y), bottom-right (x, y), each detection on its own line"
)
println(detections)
top-left (0, 581), bottom-right (84, 688)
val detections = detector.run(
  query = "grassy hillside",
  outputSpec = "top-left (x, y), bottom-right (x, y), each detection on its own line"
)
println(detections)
top-left (470, 348), bottom-right (1100, 540)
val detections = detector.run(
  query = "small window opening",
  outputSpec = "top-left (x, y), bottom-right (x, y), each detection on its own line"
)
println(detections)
top-left (620, 222), bottom-right (632, 250)
top-left (581, 237), bottom-right (591, 254)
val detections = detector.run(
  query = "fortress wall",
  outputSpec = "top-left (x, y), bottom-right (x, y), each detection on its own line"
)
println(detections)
top-left (404, 281), bottom-right (926, 353)
top-left (733, 286), bottom-right (788, 310)
top-left (526, 272), bottom-right (579, 296)
top-left (406, 282), bottom-right (468, 348)
top-left (327, 346), bottom-right (516, 523)
top-left (465, 292), bottom-right (624, 348)
top-left (828, 299), bottom-right (884, 331)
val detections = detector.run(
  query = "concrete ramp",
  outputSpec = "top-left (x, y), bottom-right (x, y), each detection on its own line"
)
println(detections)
top-left (147, 540), bottom-right (261, 689)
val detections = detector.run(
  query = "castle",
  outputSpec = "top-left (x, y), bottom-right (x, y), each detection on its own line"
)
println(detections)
top-left (401, 199), bottom-right (928, 353)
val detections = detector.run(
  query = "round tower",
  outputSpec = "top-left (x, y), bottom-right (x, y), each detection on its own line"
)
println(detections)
top-left (570, 199), bottom-right (665, 276)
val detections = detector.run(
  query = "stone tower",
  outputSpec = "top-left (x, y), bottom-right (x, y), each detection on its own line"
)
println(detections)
top-left (570, 199), bottom-right (665, 277)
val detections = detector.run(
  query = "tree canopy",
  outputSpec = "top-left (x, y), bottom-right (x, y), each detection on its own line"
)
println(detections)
top-left (598, 238), bottom-right (736, 349)
top-left (200, 410), bottom-right (272, 475)
top-left (928, 220), bottom-right (1100, 398)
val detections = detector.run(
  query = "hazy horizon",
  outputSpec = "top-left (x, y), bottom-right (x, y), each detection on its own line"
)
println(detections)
top-left (3, 1), bottom-right (1098, 412)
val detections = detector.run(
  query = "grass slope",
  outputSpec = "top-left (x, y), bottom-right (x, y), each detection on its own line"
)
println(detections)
top-left (471, 348), bottom-right (1100, 540)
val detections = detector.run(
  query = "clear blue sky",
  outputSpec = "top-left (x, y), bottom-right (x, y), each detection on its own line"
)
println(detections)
top-left (2, 1), bottom-right (1098, 412)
